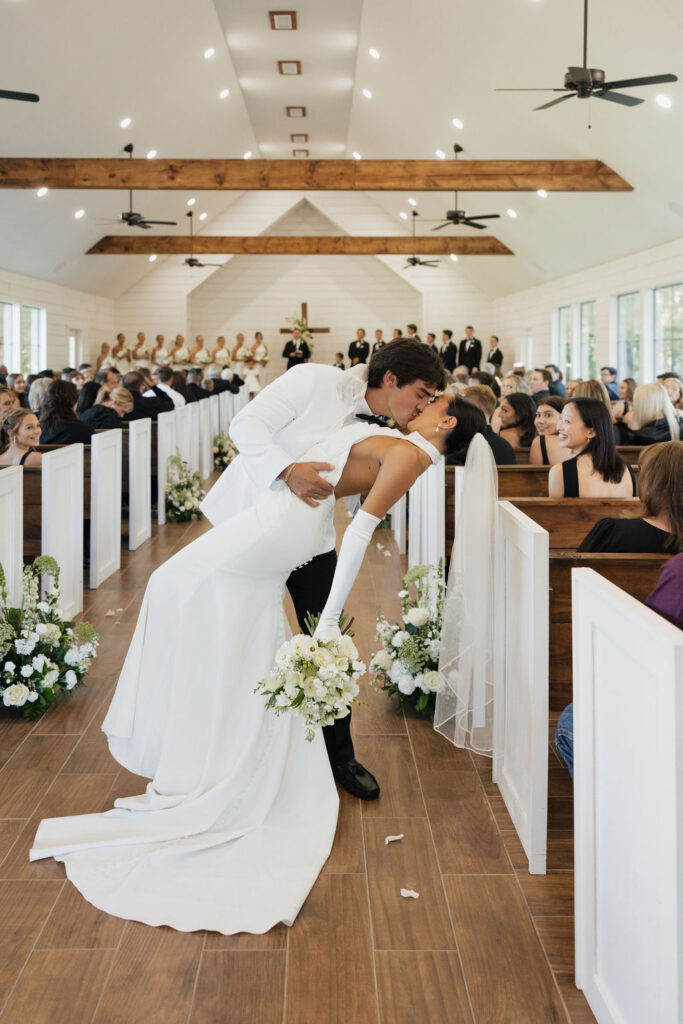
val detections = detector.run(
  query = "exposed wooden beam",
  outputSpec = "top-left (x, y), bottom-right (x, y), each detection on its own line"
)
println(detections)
top-left (0, 158), bottom-right (632, 192)
top-left (86, 235), bottom-right (514, 256)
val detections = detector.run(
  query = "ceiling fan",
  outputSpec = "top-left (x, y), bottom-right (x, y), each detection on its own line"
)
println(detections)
top-left (403, 211), bottom-right (440, 269)
top-left (427, 146), bottom-right (500, 231)
top-left (495, 0), bottom-right (677, 111)
top-left (0, 88), bottom-right (39, 102)
top-left (183, 211), bottom-right (223, 268)
top-left (118, 144), bottom-right (178, 229)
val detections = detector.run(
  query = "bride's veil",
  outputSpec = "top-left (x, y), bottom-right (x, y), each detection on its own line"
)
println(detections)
top-left (434, 432), bottom-right (500, 756)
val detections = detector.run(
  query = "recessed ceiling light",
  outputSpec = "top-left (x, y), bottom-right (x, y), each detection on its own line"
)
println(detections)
top-left (290, 133), bottom-right (308, 143)
top-left (369, 47), bottom-right (380, 59)
top-left (278, 60), bottom-right (301, 75)
top-left (407, 197), bottom-right (417, 207)
top-left (269, 11), bottom-right (297, 30)
top-left (148, 254), bottom-right (157, 263)
top-left (656, 93), bottom-right (673, 108)
top-left (244, 151), bottom-right (252, 159)
top-left (352, 151), bottom-right (361, 160)
top-left (449, 253), bottom-right (459, 262)
top-left (435, 149), bottom-right (446, 159)
top-left (199, 212), bottom-right (207, 221)
top-left (36, 187), bottom-right (48, 197)
top-left (362, 88), bottom-right (372, 99)
top-left (219, 88), bottom-right (230, 99)
top-left (187, 197), bottom-right (196, 207)
top-left (292, 149), bottom-right (309, 157)
top-left (506, 208), bottom-right (518, 218)
top-left (399, 211), bottom-right (408, 220)
top-left (74, 208), bottom-right (85, 219)
top-left (146, 149), bottom-right (157, 160)
top-left (120, 117), bottom-right (131, 128)
top-left (286, 106), bottom-right (306, 117)
top-left (204, 47), bottom-right (215, 59)
top-left (537, 188), bottom-right (548, 198)
top-left (452, 118), bottom-right (464, 129)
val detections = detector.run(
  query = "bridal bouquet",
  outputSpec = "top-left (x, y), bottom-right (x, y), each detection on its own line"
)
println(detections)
top-left (256, 634), bottom-right (365, 741)
top-left (165, 451), bottom-right (205, 521)
top-left (370, 562), bottom-right (445, 717)
top-left (213, 433), bottom-right (239, 471)
top-left (0, 557), bottom-right (99, 721)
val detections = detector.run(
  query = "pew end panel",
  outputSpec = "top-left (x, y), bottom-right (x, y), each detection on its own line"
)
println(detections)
top-left (510, 497), bottom-right (643, 550)
top-left (41, 445), bottom-right (84, 618)
top-left (156, 410), bottom-right (176, 527)
top-left (90, 430), bottom-right (122, 589)
top-left (0, 465), bottom-right (23, 604)
top-left (128, 418), bottom-right (152, 551)
top-left (197, 397), bottom-right (213, 481)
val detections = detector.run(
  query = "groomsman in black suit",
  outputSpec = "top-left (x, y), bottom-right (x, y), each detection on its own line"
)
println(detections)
top-left (282, 328), bottom-right (310, 371)
top-left (457, 326), bottom-right (482, 372)
top-left (406, 323), bottom-right (422, 343)
top-left (348, 328), bottom-right (370, 365)
top-left (372, 328), bottom-right (386, 354)
top-left (440, 329), bottom-right (457, 372)
top-left (486, 335), bottom-right (503, 371)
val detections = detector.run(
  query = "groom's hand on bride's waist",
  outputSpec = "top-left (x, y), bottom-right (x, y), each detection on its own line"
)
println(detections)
top-left (279, 462), bottom-right (335, 507)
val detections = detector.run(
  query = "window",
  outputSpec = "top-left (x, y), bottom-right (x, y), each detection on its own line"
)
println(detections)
top-left (0, 301), bottom-right (12, 369)
top-left (579, 300), bottom-right (596, 379)
top-left (616, 291), bottom-right (640, 379)
top-left (557, 305), bottom-right (572, 378)
top-left (653, 284), bottom-right (683, 376)
top-left (20, 305), bottom-right (44, 375)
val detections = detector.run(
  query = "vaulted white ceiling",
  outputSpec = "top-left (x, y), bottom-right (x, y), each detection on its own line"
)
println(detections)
top-left (0, 0), bottom-right (681, 300)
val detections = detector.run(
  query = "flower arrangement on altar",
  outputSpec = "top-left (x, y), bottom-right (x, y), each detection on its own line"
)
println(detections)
top-left (213, 433), bottom-right (239, 471)
top-left (255, 629), bottom-right (365, 741)
top-left (370, 561), bottom-right (445, 717)
top-left (165, 451), bottom-right (205, 522)
top-left (0, 557), bottom-right (99, 721)
top-left (285, 316), bottom-right (315, 356)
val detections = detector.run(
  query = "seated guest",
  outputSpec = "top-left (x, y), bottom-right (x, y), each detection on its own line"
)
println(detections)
top-left (611, 376), bottom-right (637, 421)
top-left (441, 396), bottom-right (488, 465)
top-left (61, 366), bottom-right (76, 379)
top-left (27, 378), bottom-right (52, 415)
top-left (95, 367), bottom-right (118, 391)
top-left (555, 704), bottom-right (574, 780)
top-left (7, 373), bottom-right (27, 407)
top-left (79, 363), bottom-right (94, 382)
top-left (529, 367), bottom-right (552, 405)
top-left (80, 387), bottom-right (135, 428)
top-left (0, 363), bottom-right (7, 385)
top-left (469, 369), bottom-right (500, 399)
top-left (121, 370), bottom-right (175, 421)
top-left (0, 385), bottom-right (19, 415)
top-left (572, 378), bottom-right (612, 414)
top-left (658, 372), bottom-right (683, 412)
top-left (495, 393), bottom-right (537, 449)
top-left (0, 408), bottom-right (42, 467)
top-left (614, 382), bottom-right (681, 445)
top-left (37, 369), bottom-right (55, 380)
top-left (545, 364), bottom-right (566, 397)
top-left (529, 396), bottom-right (570, 466)
top-left (501, 371), bottom-right (530, 397)
top-left (333, 352), bottom-right (346, 370)
top-left (565, 378), bottom-right (582, 398)
top-left (76, 380), bottom-right (99, 416)
top-left (219, 367), bottom-right (244, 394)
top-left (39, 380), bottom-right (94, 444)
top-left (549, 397), bottom-right (635, 498)
top-left (463, 385), bottom-right (516, 465)
top-left (65, 370), bottom-right (85, 391)
top-left (170, 371), bottom-right (194, 404)
top-left (25, 373), bottom-right (37, 392)
top-left (645, 551), bottom-right (683, 629)
top-left (579, 441), bottom-right (683, 554)
top-left (186, 369), bottom-right (209, 401)
top-left (599, 366), bottom-right (620, 401)
top-left (147, 365), bottom-right (185, 407)
top-left (200, 378), bottom-right (214, 395)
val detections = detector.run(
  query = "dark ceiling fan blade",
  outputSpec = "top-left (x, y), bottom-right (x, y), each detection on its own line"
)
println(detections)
top-left (0, 88), bottom-right (39, 102)
top-left (431, 222), bottom-right (451, 232)
top-left (142, 220), bottom-right (178, 226)
top-left (602, 73), bottom-right (677, 90)
top-left (597, 90), bottom-right (644, 106)
top-left (466, 214), bottom-right (500, 220)
top-left (495, 88), bottom-right (565, 92)
top-left (464, 220), bottom-right (487, 230)
top-left (534, 93), bottom-right (575, 111)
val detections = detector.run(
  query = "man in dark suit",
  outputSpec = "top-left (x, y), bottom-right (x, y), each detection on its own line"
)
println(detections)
top-left (457, 326), bottom-right (482, 372)
top-left (405, 323), bottom-right (421, 343)
top-left (348, 328), bottom-right (370, 365)
top-left (282, 328), bottom-right (310, 371)
top-left (545, 364), bottom-right (567, 397)
top-left (187, 369), bottom-right (210, 401)
top-left (122, 370), bottom-right (175, 420)
top-left (530, 368), bottom-right (552, 405)
top-left (372, 329), bottom-right (386, 354)
top-left (486, 335), bottom-right (503, 372)
top-left (600, 366), bottom-right (620, 401)
top-left (440, 329), bottom-right (457, 372)
top-left (207, 365), bottom-right (244, 394)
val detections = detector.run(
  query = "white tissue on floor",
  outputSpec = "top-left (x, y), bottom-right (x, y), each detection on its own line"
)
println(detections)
top-left (105, 610), bottom-right (115, 617)
top-left (385, 834), bottom-right (404, 845)
top-left (400, 888), bottom-right (420, 899)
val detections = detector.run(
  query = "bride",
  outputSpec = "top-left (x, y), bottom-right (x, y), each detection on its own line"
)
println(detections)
top-left (30, 394), bottom-right (485, 935)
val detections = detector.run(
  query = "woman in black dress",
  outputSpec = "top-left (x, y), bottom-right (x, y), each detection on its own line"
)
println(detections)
top-left (80, 387), bottom-right (134, 429)
top-left (495, 393), bottom-right (536, 449)
top-left (0, 408), bottom-right (42, 468)
top-left (579, 441), bottom-right (683, 553)
top-left (614, 382), bottom-right (681, 445)
top-left (529, 395), bottom-right (568, 466)
top-left (39, 380), bottom-right (94, 445)
top-left (549, 397), bottom-right (636, 499)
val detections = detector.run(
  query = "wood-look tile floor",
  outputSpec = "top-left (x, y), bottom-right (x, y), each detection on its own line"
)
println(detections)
top-left (0, 504), bottom-right (595, 1023)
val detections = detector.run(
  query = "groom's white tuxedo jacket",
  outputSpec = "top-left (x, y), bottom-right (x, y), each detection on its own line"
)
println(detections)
top-left (200, 363), bottom-right (370, 541)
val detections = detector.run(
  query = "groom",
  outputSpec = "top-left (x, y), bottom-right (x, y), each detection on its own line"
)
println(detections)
top-left (201, 339), bottom-right (447, 799)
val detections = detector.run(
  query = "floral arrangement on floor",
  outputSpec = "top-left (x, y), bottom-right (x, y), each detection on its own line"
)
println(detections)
top-left (285, 316), bottom-right (315, 356)
top-left (370, 561), bottom-right (445, 717)
top-left (255, 632), bottom-right (365, 741)
top-left (0, 557), bottom-right (99, 721)
top-left (213, 433), bottom-right (239, 471)
top-left (165, 450), bottom-right (206, 522)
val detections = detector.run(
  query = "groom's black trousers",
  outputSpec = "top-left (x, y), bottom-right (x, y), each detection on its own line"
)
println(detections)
top-left (286, 549), bottom-right (354, 768)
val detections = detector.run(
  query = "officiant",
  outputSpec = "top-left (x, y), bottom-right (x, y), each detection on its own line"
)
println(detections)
top-left (282, 327), bottom-right (310, 371)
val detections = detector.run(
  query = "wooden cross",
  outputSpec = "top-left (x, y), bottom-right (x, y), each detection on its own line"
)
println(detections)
top-left (279, 301), bottom-right (330, 336)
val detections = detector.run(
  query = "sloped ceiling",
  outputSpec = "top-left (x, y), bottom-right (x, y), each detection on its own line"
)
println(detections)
top-left (0, 0), bottom-right (681, 299)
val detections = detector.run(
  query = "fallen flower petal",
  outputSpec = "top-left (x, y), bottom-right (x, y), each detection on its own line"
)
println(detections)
top-left (400, 888), bottom-right (420, 899)
top-left (385, 834), bottom-right (404, 845)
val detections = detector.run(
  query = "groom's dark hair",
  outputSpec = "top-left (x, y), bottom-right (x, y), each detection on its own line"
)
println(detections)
top-left (367, 339), bottom-right (447, 390)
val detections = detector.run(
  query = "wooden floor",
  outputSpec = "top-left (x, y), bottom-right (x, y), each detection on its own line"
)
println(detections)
top-left (0, 503), bottom-right (596, 1023)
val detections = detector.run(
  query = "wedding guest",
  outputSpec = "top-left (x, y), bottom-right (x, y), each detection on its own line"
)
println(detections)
top-left (457, 326), bottom-right (481, 372)
top-left (333, 353), bottom-right (345, 370)
top-left (529, 396), bottom-right (570, 466)
top-left (0, 385), bottom-right (19, 414)
top-left (486, 335), bottom-right (503, 371)
top-left (545, 364), bottom-right (566, 397)
top-left (0, 407), bottom-right (42, 467)
top-left (463, 385), bottom-right (516, 465)
top-left (572, 378), bottom-right (612, 414)
top-left (529, 368), bottom-right (552, 405)
top-left (61, 366), bottom-right (76, 379)
top-left (565, 378), bottom-right (583, 399)
top-left (391, 328), bottom-right (402, 340)
top-left (122, 370), bottom-right (175, 420)
top-left (0, 363), bottom-right (7, 383)
top-left (28, 378), bottom-right (51, 415)
top-left (150, 365), bottom-right (185, 407)
top-left (79, 363), bottom-right (94, 382)
top-left (76, 381), bottom-right (100, 416)
top-left (469, 369), bottom-right (500, 399)
top-left (25, 373), bottom-right (37, 393)
top-left (169, 372), bottom-right (194, 405)
top-left (94, 367), bottom-right (118, 392)
top-left (39, 380), bottom-right (94, 444)
top-left (187, 369), bottom-right (209, 402)
top-left (512, 363), bottom-right (526, 377)
top-left (645, 551), bottom-right (683, 629)
top-left (7, 372), bottom-right (27, 407)
top-left (282, 328), bottom-right (310, 371)
top-left (201, 378), bottom-right (214, 395)
top-left (658, 373), bottom-right (683, 412)
top-left (406, 323), bottom-right (421, 343)
top-left (66, 371), bottom-right (85, 391)
top-left (348, 328), bottom-right (370, 366)
top-left (611, 376), bottom-right (637, 422)
top-left (219, 367), bottom-right (244, 394)
top-left (441, 395), bottom-right (488, 465)
top-left (549, 398), bottom-right (635, 499)
top-left (495, 393), bottom-right (536, 449)
top-left (501, 372), bottom-right (531, 397)
top-left (614, 382), bottom-right (681, 445)
top-left (372, 329), bottom-right (386, 354)
top-left (579, 441), bottom-right (683, 554)
top-left (440, 329), bottom-right (457, 373)
top-left (80, 387), bottom-right (135, 428)
top-left (599, 366), bottom-right (620, 401)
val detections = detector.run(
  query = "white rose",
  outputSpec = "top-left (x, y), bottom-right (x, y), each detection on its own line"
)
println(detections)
top-left (4, 661), bottom-right (15, 674)
top-left (339, 635), bottom-right (358, 660)
top-left (388, 660), bottom-right (405, 684)
top-left (275, 693), bottom-right (289, 708)
top-left (398, 676), bottom-right (416, 695)
top-left (32, 654), bottom-right (47, 673)
top-left (405, 607), bottom-right (429, 628)
top-left (44, 668), bottom-right (59, 687)
top-left (371, 649), bottom-right (393, 671)
top-left (37, 601), bottom-right (50, 613)
top-left (65, 670), bottom-right (78, 690)
top-left (314, 647), bottom-right (335, 669)
top-left (334, 655), bottom-right (349, 672)
top-left (392, 630), bottom-right (409, 648)
top-left (64, 648), bottom-right (80, 666)
top-left (397, 590), bottom-right (408, 598)
top-left (422, 670), bottom-right (442, 693)
top-left (20, 665), bottom-right (33, 677)
top-left (3, 683), bottom-right (30, 707)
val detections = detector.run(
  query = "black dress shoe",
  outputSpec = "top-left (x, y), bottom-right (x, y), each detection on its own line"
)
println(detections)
top-left (332, 759), bottom-right (380, 801)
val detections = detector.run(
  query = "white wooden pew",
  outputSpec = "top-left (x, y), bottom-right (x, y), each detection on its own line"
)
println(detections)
top-left (156, 410), bottom-right (175, 527)
top-left (493, 500), bottom-right (549, 874)
top-left (209, 393), bottom-right (220, 441)
top-left (89, 429), bottom-right (122, 589)
top-left (407, 460), bottom-right (445, 568)
top-left (0, 465), bottom-right (23, 604)
top-left (390, 495), bottom-right (406, 555)
top-left (41, 445), bottom-right (84, 617)
top-left (197, 398), bottom-right (213, 481)
top-left (174, 405), bottom-right (191, 467)
top-left (188, 400), bottom-right (200, 474)
top-left (218, 391), bottom-right (232, 434)
top-left (128, 418), bottom-right (151, 551)
top-left (573, 568), bottom-right (683, 1024)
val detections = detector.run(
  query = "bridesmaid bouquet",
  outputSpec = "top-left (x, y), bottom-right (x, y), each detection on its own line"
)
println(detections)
top-left (196, 351), bottom-right (211, 365)
top-left (256, 634), bottom-right (366, 741)
top-left (0, 557), bottom-right (99, 721)
top-left (370, 562), bottom-right (445, 717)
top-left (235, 346), bottom-right (251, 362)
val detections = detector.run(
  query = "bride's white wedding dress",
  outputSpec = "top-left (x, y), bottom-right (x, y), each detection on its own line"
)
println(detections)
top-left (30, 421), bottom-right (439, 935)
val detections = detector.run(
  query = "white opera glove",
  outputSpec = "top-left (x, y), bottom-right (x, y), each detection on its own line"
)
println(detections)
top-left (314, 509), bottom-right (381, 641)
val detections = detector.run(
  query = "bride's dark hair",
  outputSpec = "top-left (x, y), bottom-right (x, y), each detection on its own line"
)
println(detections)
top-left (443, 394), bottom-right (487, 464)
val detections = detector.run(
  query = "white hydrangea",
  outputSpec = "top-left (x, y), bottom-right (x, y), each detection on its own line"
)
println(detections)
top-left (20, 664), bottom-right (33, 677)
top-left (391, 630), bottom-right (409, 648)
top-left (32, 653), bottom-right (47, 673)
top-left (64, 648), bottom-right (80, 666)
top-left (64, 670), bottom-right (78, 690)
top-left (4, 661), bottom-right (15, 675)
top-left (398, 676), bottom-right (416, 695)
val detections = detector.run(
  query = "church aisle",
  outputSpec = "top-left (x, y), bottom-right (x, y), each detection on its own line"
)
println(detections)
top-left (0, 510), bottom-right (595, 1024)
